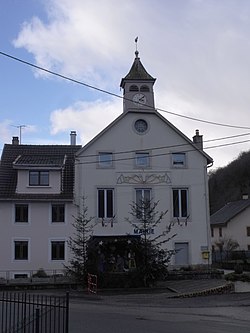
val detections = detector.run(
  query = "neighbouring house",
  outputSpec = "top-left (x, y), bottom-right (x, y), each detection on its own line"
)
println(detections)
top-left (75, 50), bottom-right (213, 269)
top-left (0, 133), bottom-right (81, 279)
top-left (210, 195), bottom-right (250, 252)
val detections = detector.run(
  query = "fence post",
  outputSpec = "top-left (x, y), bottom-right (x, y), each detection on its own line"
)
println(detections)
top-left (35, 308), bottom-right (40, 333)
top-left (22, 293), bottom-right (27, 333)
top-left (65, 292), bottom-right (69, 333)
top-left (87, 273), bottom-right (97, 294)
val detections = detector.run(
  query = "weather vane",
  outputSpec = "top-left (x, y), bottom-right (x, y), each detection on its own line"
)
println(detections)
top-left (135, 36), bottom-right (139, 56)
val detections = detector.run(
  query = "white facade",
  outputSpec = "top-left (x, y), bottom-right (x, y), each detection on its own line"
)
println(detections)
top-left (0, 52), bottom-right (213, 277)
top-left (75, 51), bottom-right (213, 267)
top-left (0, 201), bottom-right (75, 277)
top-left (211, 200), bottom-right (250, 251)
top-left (0, 142), bottom-right (80, 278)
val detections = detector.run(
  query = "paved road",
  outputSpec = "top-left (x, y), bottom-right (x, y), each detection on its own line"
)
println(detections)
top-left (68, 292), bottom-right (250, 333)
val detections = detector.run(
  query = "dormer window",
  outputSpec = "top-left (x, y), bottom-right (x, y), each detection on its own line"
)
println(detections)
top-left (29, 171), bottom-right (49, 186)
top-left (140, 85), bottom-right (150, 92)
top-left (129, 85), bottom-right (139, 92)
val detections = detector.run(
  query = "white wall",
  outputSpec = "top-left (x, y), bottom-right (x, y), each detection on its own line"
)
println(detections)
top-left (0, 201), bottom-right (76, 274)
top-left (76, 111), bottom-right (211, 266)
top-left (211, 206), bottom-right (250, 251)
top-left (16, 169), bottom-right (62, 194)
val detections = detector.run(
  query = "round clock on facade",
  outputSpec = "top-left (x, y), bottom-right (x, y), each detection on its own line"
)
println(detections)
top-left (134, 119), bottom-right (148, 134)
top-left (132, 93), bottom-right (147, 107)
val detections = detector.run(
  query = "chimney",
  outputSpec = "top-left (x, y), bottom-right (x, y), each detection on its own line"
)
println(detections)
top-left (12, 136), bottom-right (19, 145)
top-left (193, 129), bottom-right (203, 150)
top-left (70, 131), bottom-right (77, 145)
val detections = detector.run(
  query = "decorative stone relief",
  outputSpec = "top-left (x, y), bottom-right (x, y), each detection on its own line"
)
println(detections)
top-left (117, 172), bottom-right (171, 185)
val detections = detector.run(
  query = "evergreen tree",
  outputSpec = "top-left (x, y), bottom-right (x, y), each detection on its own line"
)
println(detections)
top-left (126, 198), bottom-right (177, 287)
top-left (65, 197), bottom-right (95, 283)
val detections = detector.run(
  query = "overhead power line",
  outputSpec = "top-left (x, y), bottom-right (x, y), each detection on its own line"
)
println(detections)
top-left (76, 137), bottom-right (250, 166)
top-left (1, 50), bottom-right (250, 130)
top-left (76, 132), bottom-right (250, 159)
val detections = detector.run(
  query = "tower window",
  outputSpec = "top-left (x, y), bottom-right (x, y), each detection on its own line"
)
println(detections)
top-left (140, 85), bottom-right (150, 92)
top-left (129, 85), bottom-right (139, 92)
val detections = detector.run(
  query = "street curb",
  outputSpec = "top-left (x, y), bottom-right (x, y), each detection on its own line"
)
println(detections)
top-left (169, 282), bottom-right (234, 298)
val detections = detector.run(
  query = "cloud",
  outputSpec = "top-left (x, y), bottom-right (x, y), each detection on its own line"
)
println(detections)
top-left (12, 0), bottom-right (250, 169)
top-left (50, 98), bottom-right (122, 145)
top-left (0, 120), bottom-right (13, 144)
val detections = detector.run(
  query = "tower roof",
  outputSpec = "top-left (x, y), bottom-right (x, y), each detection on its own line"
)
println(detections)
top-left (120, 51), bottom-right (156, 88)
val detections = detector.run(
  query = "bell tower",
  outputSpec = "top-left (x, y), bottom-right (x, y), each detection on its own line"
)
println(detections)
top-left (120, 43), bottom-right (156, 113)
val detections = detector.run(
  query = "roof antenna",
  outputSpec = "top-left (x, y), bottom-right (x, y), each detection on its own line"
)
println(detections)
top-left (135, 36), bottom-right (139, 57)
top-left (11, 124), bottom-right (27, 144)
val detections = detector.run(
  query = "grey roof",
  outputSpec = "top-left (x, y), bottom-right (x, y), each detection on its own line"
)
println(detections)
top-left (13, 154), bottom-right (66, 168)
top-left (0, 144), bottom-right (81, 200)
top-left (210, 199), bottom-right (250, 226)
top-left (120, 51), bottom-right (156, 88)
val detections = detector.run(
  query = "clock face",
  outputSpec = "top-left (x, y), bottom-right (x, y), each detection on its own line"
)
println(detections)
top-left (133, 93), bottom-right (147, 107)
top-left (134, 119), bottom-right (148, 134)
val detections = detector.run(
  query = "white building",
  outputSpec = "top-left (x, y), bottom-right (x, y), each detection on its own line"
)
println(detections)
top-left (0, 134), bottom-right (81, 278)
top-left (75, 50), bottom-right (213, 268)
top-left (0, 51), bottom-right (213, 277)
top-left (210, 196), bottom-right (250, 252)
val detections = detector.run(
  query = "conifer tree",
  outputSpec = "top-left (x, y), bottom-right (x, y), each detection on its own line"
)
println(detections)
top-left (65, 197), bottom-right (94, 283)
top-left (126, 198), bottom-right (177, 287)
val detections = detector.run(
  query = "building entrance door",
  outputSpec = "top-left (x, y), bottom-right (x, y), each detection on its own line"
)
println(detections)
top-left (175, 242), bottom-right (189, 265)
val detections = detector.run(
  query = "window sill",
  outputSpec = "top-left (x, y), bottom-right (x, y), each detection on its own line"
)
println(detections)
top-left (172, 217), bottom-right (191, 225)
top-left (27, 185), bottom-right (51, 188)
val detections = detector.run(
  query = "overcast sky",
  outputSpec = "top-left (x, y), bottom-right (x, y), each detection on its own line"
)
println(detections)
top-left (1, 0), bottom-right (250, 170)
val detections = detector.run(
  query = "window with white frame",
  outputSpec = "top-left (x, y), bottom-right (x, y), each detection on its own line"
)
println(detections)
top-left (15, 204), bottom-right (28, 223)
top-left (97, 189), bottom-right (114, 218)
top-left (29, 170), bottom-right (49, 186)
top-left (135, 152), bottom-right (150, 168)
top-left (172, 188), bottom-right (188, 218)
top-left (51, 241), bottom-right (65, 260)
top-left (98, 152), bottom-right (113, 168)
top-left (14, 240), bottom-right (28, 260)
top-left (135, 188), bottom-right (151, 219)
top-left (52, 204), bottom-right (65, 223)
top-left (172, 153), bottom-right (186, 168)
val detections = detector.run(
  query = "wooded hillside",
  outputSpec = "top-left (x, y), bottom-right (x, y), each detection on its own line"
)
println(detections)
top-left (209, 151), bottom-right (250, 214)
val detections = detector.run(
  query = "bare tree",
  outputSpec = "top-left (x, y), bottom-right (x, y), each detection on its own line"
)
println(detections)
top-left (214, 237), bottom-right (239, 262)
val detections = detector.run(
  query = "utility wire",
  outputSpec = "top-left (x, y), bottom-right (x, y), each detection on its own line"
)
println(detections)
top-left (76, 132), bottom-right (250, 159)
top-left (76, 138), bottom-right (250, 165)
top-left (1, 50), bottom-right (250, 130)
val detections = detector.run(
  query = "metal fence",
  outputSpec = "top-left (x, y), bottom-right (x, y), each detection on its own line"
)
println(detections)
top-left (212, 250), bottom-right (250, 271)
top-left (0, 269), bottom-right (70, 286)
top-left (0, 291), bottom-right (69, 333)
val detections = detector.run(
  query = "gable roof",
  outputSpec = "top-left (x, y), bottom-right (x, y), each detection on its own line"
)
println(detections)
top-left (0, 144), bottom-right (81, 201)
top-left (76, 109), bottom-right (213, 165)
top-left (210, 198), bottom-right (250, 226)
